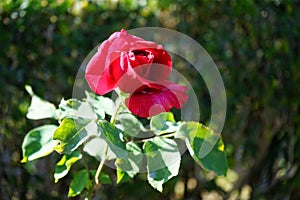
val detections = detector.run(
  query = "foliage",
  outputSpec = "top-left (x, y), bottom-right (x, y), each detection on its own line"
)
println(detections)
top-left (1, 0), bottom-right (300, 199)
top-left (20, 86), bottom-right (227, 198)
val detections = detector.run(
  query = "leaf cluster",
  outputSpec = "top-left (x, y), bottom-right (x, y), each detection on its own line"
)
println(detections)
top-left (21, 86), bottom-right (228, 197)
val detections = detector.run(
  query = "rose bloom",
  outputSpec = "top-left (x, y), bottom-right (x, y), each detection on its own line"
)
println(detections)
top-left (85, 29), bottom-right (188, 117)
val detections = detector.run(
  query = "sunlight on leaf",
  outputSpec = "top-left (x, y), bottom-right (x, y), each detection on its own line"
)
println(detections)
top-left (25, 85), bottom-right (57, 120)
top-left (143, 137), bottom-right (181, 192)
top-left (54, 150), bottom-right (82, 183)
top-left (21, 125), bottom-right (57, 163)
top-left (85, 91), bottom-right (114, 117)
top-left (116, 113), bottom-right (146, 137)
top-left (98, 120), bottom-right (128, 159)
top-left (53, 118), bottom-right (98, 154)
top-left (116, 142), bottom-right (143, 184)
top-left (175, 122), bottom-right (228, 176)
top-left (83, 137), bottom-right (117, 161)
top-left (58, 98), bottom-right (97, 120)
top-left (150, 112), bottom-right (180, 135)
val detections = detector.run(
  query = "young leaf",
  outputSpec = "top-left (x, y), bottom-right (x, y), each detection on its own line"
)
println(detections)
top-left (90, 170), bottom-right (112, 184)
top-left (53, 118), bottom-right (98, 154)
top-left (25, 85), bottom-right (57, 120)
top-left (116, 113), bottom-right (146, 137)
top-left (83, 137), bottom-right (117, 161)
top-left (68, 170), bottom-right (89, 197)
top-left (98, 120), bottom-right (128, 159)
top-left (115, 142), bottom-right (143, 184)
top-left (143, 137), bottom-right (181, 192)
top-left (175, 122), bottom-right (228, 176)
top-left (54, 150), bottom-right (82, 183)
top-left (85, 91), bottom-right (114, 117)
top-left (150, 112), bottom-right (180, 135)
top-left (58, 98), bottom-right (97, 120)
top-left (21, 125), bottom-right (57, 163)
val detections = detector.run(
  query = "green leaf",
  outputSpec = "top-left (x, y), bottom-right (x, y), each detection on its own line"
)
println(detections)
top-left (68, 170), bottom-right (89, 197)
top-left (21, 125), bottom-right (57, 163)
top-left (115, 88), bottom-right (130, 98)
top-left (98, 120), bottom-right (128, 159)
top-left (54, 150), bottom-right (82, 183)
top-left (143, 137), bottom-right (181, 192)
top-left (53, 118), bottom-right (98, 154)
top-left (90, 170), bottom-right (112, 184)
top-left (116, 170), bottom-right (132, 184)
top-left (58, 98), bottom-right (97, 120)
top-left (175, 122), bottom-right (228, 176)
top-left (116, 113), bottom-right (146, 137)
top-left (25, 85), bottom-right (57, 120)
top-left (83, 137), bottom-right (117, 160)
top-left (116, 142), bottom-right (143, 184)
top-left (150, 112), bottom-right (179, 135)
top-left (85, 91), bottom-right (114, 117)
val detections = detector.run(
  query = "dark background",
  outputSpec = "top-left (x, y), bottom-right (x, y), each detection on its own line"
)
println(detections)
top-left (1, 0), bottom-right (300, 199)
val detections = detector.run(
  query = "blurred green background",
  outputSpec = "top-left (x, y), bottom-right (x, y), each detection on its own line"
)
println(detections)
top-left (1, 0), bottom-right (300, 199)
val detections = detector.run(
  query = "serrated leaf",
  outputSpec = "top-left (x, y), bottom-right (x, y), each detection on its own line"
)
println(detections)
top-left (116, 113), bottom-right (146, 137)
top-left (68, 170), bottom-right (88, 197)
top-left (53, 118), bottom-right (98, 154)
top-left (98, 120), bottom-right (128, 159)
top-left (83, 137), bottom-right (117, 161)
top-left (58, 98), bottom-right (97, 120)
top-left (175, 122), bottom-right (228, 176)
top-left (150, 112), bottom-right (179, 135)
top-left (85, 91), bottom-right (114, 117)
top-left (25, 85), bottom-right (57, 120)
top-left (143, 137), bottom-right (181, 192)
top-left (21, 125), bottom-right (57, 163)
top-left (116, 142), bottom-right (143, 183)
top-left (54, 150), bottom-right (82, 183)
top-left (90, 170), bottom-right (112, 184)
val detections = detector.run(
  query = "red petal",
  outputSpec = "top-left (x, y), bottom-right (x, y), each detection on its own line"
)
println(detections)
top-left (125, 81), bottom-right (188, 117)
top-left (130, 48), bottom-right (172, 81)
top-left (85, 51), bottom-right (127, 95)
top-left (149, 49), bottom-right (172, 81)
top-left (85, 30), bottom-right (145, 95)
top-left (116, 51), bottom-right (172, 93)
top-left (116, 55), bottom-right (165, 93)
top-left (85, 29), bottom-right (173, 96)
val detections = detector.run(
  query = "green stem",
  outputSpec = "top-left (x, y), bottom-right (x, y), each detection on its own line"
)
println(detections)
top-left (110, 99), bottom-right (123, 125)
top-left (134, 132), bottom-right (176, 143)
top-left (94, 97), bottom-right (122, 184)
top-left (95, 144), bottom-right (108, 184)
top-left (85, 93), bottom-right (125, 198)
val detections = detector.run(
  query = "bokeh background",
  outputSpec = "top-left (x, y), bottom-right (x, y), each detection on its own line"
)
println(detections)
top-left (1, 0), bottom-right (300, 199)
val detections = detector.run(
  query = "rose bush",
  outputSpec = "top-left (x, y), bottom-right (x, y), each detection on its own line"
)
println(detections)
top-left (85, 29), bottom-right (188, 117)
top-left (21, 29), bottom-right (228, 198)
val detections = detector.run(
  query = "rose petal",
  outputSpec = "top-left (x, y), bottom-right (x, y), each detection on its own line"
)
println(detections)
top-left (116, 52), bottom-right (172, 94)
top-left (148, 49), bottom-right (172, 81)
top-left (134, 40), bottom-right (163, 50)
top-left (85, 30), bottom-right (168, 95)
top-left (85, 30), bottom-right (145, 95)
top-left (129, 48), bottom-right (172, 81)
top-left (116, 64), bottom-right (167, 94)
top-left (125, 81), bottom-right (188, 117)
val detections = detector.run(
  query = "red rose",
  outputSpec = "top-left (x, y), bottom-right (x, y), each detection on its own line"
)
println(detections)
top-left (85, 29), bottom-right (188, 117)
